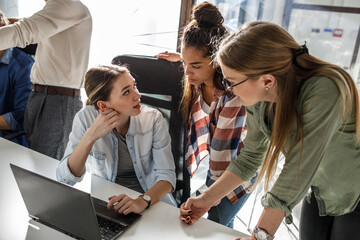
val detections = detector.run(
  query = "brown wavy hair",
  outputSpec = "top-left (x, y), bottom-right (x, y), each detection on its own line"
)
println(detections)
top-left (85, 65), bottom-right (129, 110)
top-left (179, 1), bottom-right (227, 124)
top-left (217, 21), bottom-right (360, 190)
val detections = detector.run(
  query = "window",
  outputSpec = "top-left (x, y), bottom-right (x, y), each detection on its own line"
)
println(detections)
top-left (197, 0), bottom-right (360, 86)
top-left (17, 0), bottom-right (182, 67)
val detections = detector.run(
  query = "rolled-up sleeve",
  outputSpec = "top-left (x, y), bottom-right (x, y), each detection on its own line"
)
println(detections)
top-left (2, 113), bottom-right (17, 130)
top-left (56, 154), bottom-right (85, 185)
top-left (227, 104), bottom-right (269, 181)
top-left (151, 111), bottom-right (176, 192)
top-left (261, 192), bottom-right (293, 223)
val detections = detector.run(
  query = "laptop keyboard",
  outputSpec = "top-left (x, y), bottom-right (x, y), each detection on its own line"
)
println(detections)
top-left (97, 215), bottom-right (124, 240)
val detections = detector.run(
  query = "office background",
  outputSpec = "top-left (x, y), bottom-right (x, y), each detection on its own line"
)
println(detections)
top-left (1, 0), bottom-right (359, 88)
top-left (1, 0), bottom-right (359, 239)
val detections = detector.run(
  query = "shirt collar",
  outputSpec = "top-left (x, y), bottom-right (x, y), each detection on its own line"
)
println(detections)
top-left (213, 88), bottom-right (224, 98)
top-left (0, 48), bottom-right (13, 65)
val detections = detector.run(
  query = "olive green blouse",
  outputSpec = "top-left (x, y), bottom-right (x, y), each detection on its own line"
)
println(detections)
top-left (227, 75), bottom-right (360, 223)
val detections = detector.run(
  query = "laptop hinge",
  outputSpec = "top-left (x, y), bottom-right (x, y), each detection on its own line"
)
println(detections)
top-left (29, 215), bottom-right (39, 221)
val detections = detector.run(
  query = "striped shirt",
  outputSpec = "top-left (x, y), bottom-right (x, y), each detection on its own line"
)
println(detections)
top-left (185, 88), bottom-right (256, 203)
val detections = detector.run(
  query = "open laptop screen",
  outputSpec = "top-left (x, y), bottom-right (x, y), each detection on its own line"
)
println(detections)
top-left (11, 163), bottom-right (101, 240)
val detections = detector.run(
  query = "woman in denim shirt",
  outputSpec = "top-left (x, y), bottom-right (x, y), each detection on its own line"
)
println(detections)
top-left (57, 65), bottom-right (176, 214)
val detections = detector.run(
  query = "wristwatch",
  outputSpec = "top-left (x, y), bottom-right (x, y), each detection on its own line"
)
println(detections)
top-left (139, 194), bottom-right (151, 209)
top-left (253, 227), bottom-right (274, 240)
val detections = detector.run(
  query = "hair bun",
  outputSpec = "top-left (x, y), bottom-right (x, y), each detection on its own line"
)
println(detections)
top-left (192, 2), bottom-right (224, 28)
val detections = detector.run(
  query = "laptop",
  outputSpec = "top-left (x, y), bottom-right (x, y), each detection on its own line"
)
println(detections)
top-left (10, 163), bottom-right (141, 240)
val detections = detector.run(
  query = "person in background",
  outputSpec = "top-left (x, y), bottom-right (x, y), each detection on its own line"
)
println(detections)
top-left (0, 10), bottom-right (33, 147)
top-left (156, 2), bottom-right (257, 228)
top-left (57, 65), bottom-right (176, 214)
top-left (180, 21), bottom-right (360, 240)
top-left (5, 17), bottom-right (38, 57)
top-left (0, 0), bottom-right (92, 160)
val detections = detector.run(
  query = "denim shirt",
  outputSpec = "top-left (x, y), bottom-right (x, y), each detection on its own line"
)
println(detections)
top-left (0, 48), bottom-right (33, 146)
top-left (56, 105), bottom-right (176, 206)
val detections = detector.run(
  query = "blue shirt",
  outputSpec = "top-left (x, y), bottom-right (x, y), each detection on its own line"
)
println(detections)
top-left (0, 48), bottom-right (33, 146)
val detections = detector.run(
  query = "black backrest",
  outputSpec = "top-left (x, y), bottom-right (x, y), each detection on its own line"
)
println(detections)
top-left (112, 54), bottom-right (190, 206)
top-left (16, 43), bottom-right (37, 56)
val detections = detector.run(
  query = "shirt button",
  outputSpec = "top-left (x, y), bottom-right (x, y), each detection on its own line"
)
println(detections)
top-left (134, 161), bottom-right (137, 164)
top-left (139, 176), bottom-right (142, 179)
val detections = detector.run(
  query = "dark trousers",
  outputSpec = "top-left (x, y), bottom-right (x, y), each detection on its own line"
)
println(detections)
top-left (299, 192), bottom-right (360, 240)
top-left (24, 91), bottom-right (83, 160)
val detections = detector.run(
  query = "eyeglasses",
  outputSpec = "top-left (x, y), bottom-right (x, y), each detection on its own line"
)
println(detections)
top-left (222, 77), bottom-right (250, 91)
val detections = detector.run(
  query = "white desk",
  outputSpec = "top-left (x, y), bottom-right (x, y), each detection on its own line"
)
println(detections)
top-left (0, 137), bottom-right (248, 239)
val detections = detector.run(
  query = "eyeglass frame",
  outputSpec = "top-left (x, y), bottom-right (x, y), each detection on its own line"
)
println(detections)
top-left (222, 77), bottom-right (250, 91)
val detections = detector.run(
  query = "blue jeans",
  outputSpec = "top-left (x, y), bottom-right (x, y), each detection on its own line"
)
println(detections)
top-left (207, 192), bottom-right (251, 228)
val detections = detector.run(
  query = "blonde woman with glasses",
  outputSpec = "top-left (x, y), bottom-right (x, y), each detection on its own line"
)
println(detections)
top-left (180, 21), bottom-right (360, 240)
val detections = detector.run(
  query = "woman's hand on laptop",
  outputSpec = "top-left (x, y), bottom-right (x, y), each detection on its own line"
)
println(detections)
top-left (107, 194), bottom-right (147, 215)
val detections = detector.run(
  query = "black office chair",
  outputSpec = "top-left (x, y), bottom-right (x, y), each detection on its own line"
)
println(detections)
top-left (16, 43), bottom-right (37, 56)
top-left (112, 54), bottom-right (190, 207)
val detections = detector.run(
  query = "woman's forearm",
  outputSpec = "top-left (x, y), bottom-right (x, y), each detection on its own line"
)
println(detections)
top-left (202, 170), bottom-right (245, 206)
top-left (143, 180), bottom-right (173, 206)
top-left (67, 130), bottom-right (97, 177)
top-left (257, 208), bottom-right (285, 236)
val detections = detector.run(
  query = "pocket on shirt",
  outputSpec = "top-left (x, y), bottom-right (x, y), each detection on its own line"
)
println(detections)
top-left (88, 149), bottom-right (106, 170)
top-left (140, 152), bottom-right (152, 175)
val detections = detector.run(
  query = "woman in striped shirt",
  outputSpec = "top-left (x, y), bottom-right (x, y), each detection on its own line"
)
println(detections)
top-left (156, 2), bottom-right (257, 228)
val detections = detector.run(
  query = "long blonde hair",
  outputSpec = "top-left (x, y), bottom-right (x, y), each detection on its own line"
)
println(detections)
top-left (217, 21), bottom-right (360, 190)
